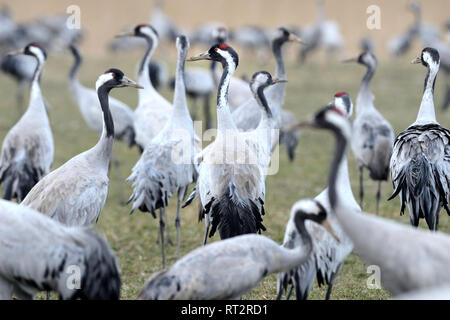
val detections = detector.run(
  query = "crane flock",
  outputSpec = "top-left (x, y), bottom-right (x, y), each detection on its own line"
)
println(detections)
top-left (0, 1), bottom-right (449, 301)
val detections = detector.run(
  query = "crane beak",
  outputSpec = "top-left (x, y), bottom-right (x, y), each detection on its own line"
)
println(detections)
top-left (321, 219), bottom-right (340, 242)
top-left (286, 118), bottom-right (316, 131)
top-left (272, 78), bottom-right (288, 84)
top-left (7, 48), bottom-right (25, 56)
top-left (288, 34), bottom-right (306, 44)
top-left (120, 76), bottom-right (143, 89)
top-left (411, 56), bottom-right (422, 64)
top-left (115, 31), bottom-right (135, 38)
top-left (186, 51), bottom-right (212, 61)
top-left (341, 57), bottom-right (358, 63)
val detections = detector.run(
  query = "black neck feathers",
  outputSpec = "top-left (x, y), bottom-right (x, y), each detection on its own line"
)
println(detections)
top-left (97, 86), bottom-right (115, 139)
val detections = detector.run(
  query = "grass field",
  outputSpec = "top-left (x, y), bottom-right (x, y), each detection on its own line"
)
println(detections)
top-left (1, 48), bottom-right (449, 300)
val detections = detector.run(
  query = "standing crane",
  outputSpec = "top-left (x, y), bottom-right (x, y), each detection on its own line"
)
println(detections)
top-left (297, 103), bottom-right (450, 296)
top-left (0, 43), bottom-right (53, 202)
top-left (0, 199), bottom-right (120, 300)
top-left (115, 24), bottom-right (173, 151)
top-left (277, 93), bottom-right (358, 300)
top-left (232, 27), bottom-right (304, 161)
top-left (137, 199), bottom-right (336, 299)
top-left (343, 51), bottom-right (394, 214)
top-left (21, 69), bottom-right (142, 226)
top-left (127, 35), bottom-right (198, 268)
top-left (186, 43), bottom-right (267, 243)
top-left (389, 47), bottom-right (450, 230)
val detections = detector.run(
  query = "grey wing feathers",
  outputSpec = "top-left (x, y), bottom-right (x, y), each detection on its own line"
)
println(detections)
top-left (389, 124), bottom-right (450, 228)
top-left (352, 118), bottom-right (394, 180)
top-left (127, 140), bottom-right (197, 216)
top-left (0, 200), bottom-right (120, 300)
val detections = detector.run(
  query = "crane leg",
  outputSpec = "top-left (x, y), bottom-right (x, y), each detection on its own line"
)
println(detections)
top-left (175, 187), bottom-right (186, 259)
top-left (46, 291), bottom-right (50, 300)
top-left (435, 212), bottom-right (439, 231)
top-left (359, 167), bottom-right (364, 209)
top-left (285, 285), bottom-right (294, 300)
top-left (376, 181), bottom-right (381, 215)
top-left (159, 208), bottom-right (166, 269)
top-left (202, 215), bottom-right (210, 246)
top-left (203, 93), bottom-right (212, 130)
top-left (441, 82), bottom-right (450, 110)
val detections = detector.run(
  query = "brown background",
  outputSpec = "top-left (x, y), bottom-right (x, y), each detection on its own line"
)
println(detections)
top-left (4, 0), bottom-right (450, 58)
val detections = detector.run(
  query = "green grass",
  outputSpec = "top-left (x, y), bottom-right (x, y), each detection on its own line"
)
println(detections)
top-left (1, 51), bottom-right (449, 300)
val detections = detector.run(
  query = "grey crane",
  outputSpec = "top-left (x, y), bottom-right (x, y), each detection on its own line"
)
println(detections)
top-left (298, 104), bottom-right (450, 296)
top-left (232, 27), bottom-right (304, 161)
top-left (343, 51), bottom-right (394, 214)
top-left (185, 44), bottom-right (268, 244)
top-left (389, 47), bottom-right (450, 230)
top-left (137, 198), bottom-right (336, 300)
top-left (277, 93), bottom-right (359, 300)
top-left (116, 24), bottom-right (173, 151)
top-left (21, 69), bottom-right (142, 226)
top-left (127, 35), bottom-right (198, 268)
top-left (0, 199), bottom-right (120, 300)
top-left (0, 43), bottom-right (54, 202)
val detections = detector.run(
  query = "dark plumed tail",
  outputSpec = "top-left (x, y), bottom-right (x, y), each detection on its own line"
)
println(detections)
top-left (75, 229), bottom-right (121, 300)
top-left (388, 154), bottom-right (450, 229)
top-left (119, 125), bottom-right (136, 148)
top-left (0, 162), bottom-right (41, 202)
top-left (201, 185), bottom-right (266, 240)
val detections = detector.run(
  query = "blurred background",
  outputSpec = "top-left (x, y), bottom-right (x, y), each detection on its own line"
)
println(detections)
top-left (2, 0), bottom-right (449, 59)
top-left (0, 0), bottom-right (449, 299)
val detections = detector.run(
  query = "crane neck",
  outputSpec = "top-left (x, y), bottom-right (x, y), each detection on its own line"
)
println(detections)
top-left (272, 39), bottom-right (286, 79)
top-left (170, 45), bottom-right (192, 125)
top-left (93, 86), bottom-right (114, 165)
top-left (138, 36), bottom-right (158, 103)
top-left (356, 62), bottom-right (376, 115)
top-left (217, 59), bottom-right (237, 132)
top-left (27, 55), bottom-right (47, 117)
top-left (273, 213), bottom-right (313, 272)
top-left (69, 46), bottom-right (82, 81)
top-left (414, 62), bottom-right (439, 125)
top-left (254, 86), bottom-right (273, 127)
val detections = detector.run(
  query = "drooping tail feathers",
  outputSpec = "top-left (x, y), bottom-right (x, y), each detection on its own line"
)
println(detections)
top-left (368, 137), bottom-right (392, 180)
top-left (389, 153), bottom-right (450, 230)
top-left (0, 161), bottom-right (43, 202)
top-left (199, 185), bottom-right (266, 240)
top-left (126, 164), bottom-right (171, 218)
top-left (72, 229), bottom-right (121, 300)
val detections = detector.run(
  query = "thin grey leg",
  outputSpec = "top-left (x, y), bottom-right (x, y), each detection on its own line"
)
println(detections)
top-left (175, 187), bottom-right (186, 259)
top-left (376, 181), bottom-right (381, 215)
top-left (202, 215), bottom-right (210, 246)
top-left (359, 167), bottom-right (364, 209)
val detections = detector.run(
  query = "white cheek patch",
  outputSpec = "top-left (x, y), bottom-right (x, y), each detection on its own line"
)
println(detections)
top-left (141, 27), bottom-right (158, 43)
top-left (325, 111), bottom-right (352, 139)
top-left (96, 73), bottom-right (114, 91)
top-left (29, 46), bottom-right (45, 63)
top-left (296, 199), bottom-right (320, 215)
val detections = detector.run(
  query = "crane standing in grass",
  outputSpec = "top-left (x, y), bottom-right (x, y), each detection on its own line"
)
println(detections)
top-left (138, 199), bottom-right (337, 300)
top-left (127, 35), bottom-right (198, 268)
top-left (344, 51), bottom-right (394, 214)
top-left (389, 47), bottom-right (450, 230)
top-left (0, 43), bottom-right (53, 202)
top-left (22, 69), bottom-right (142, 226)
